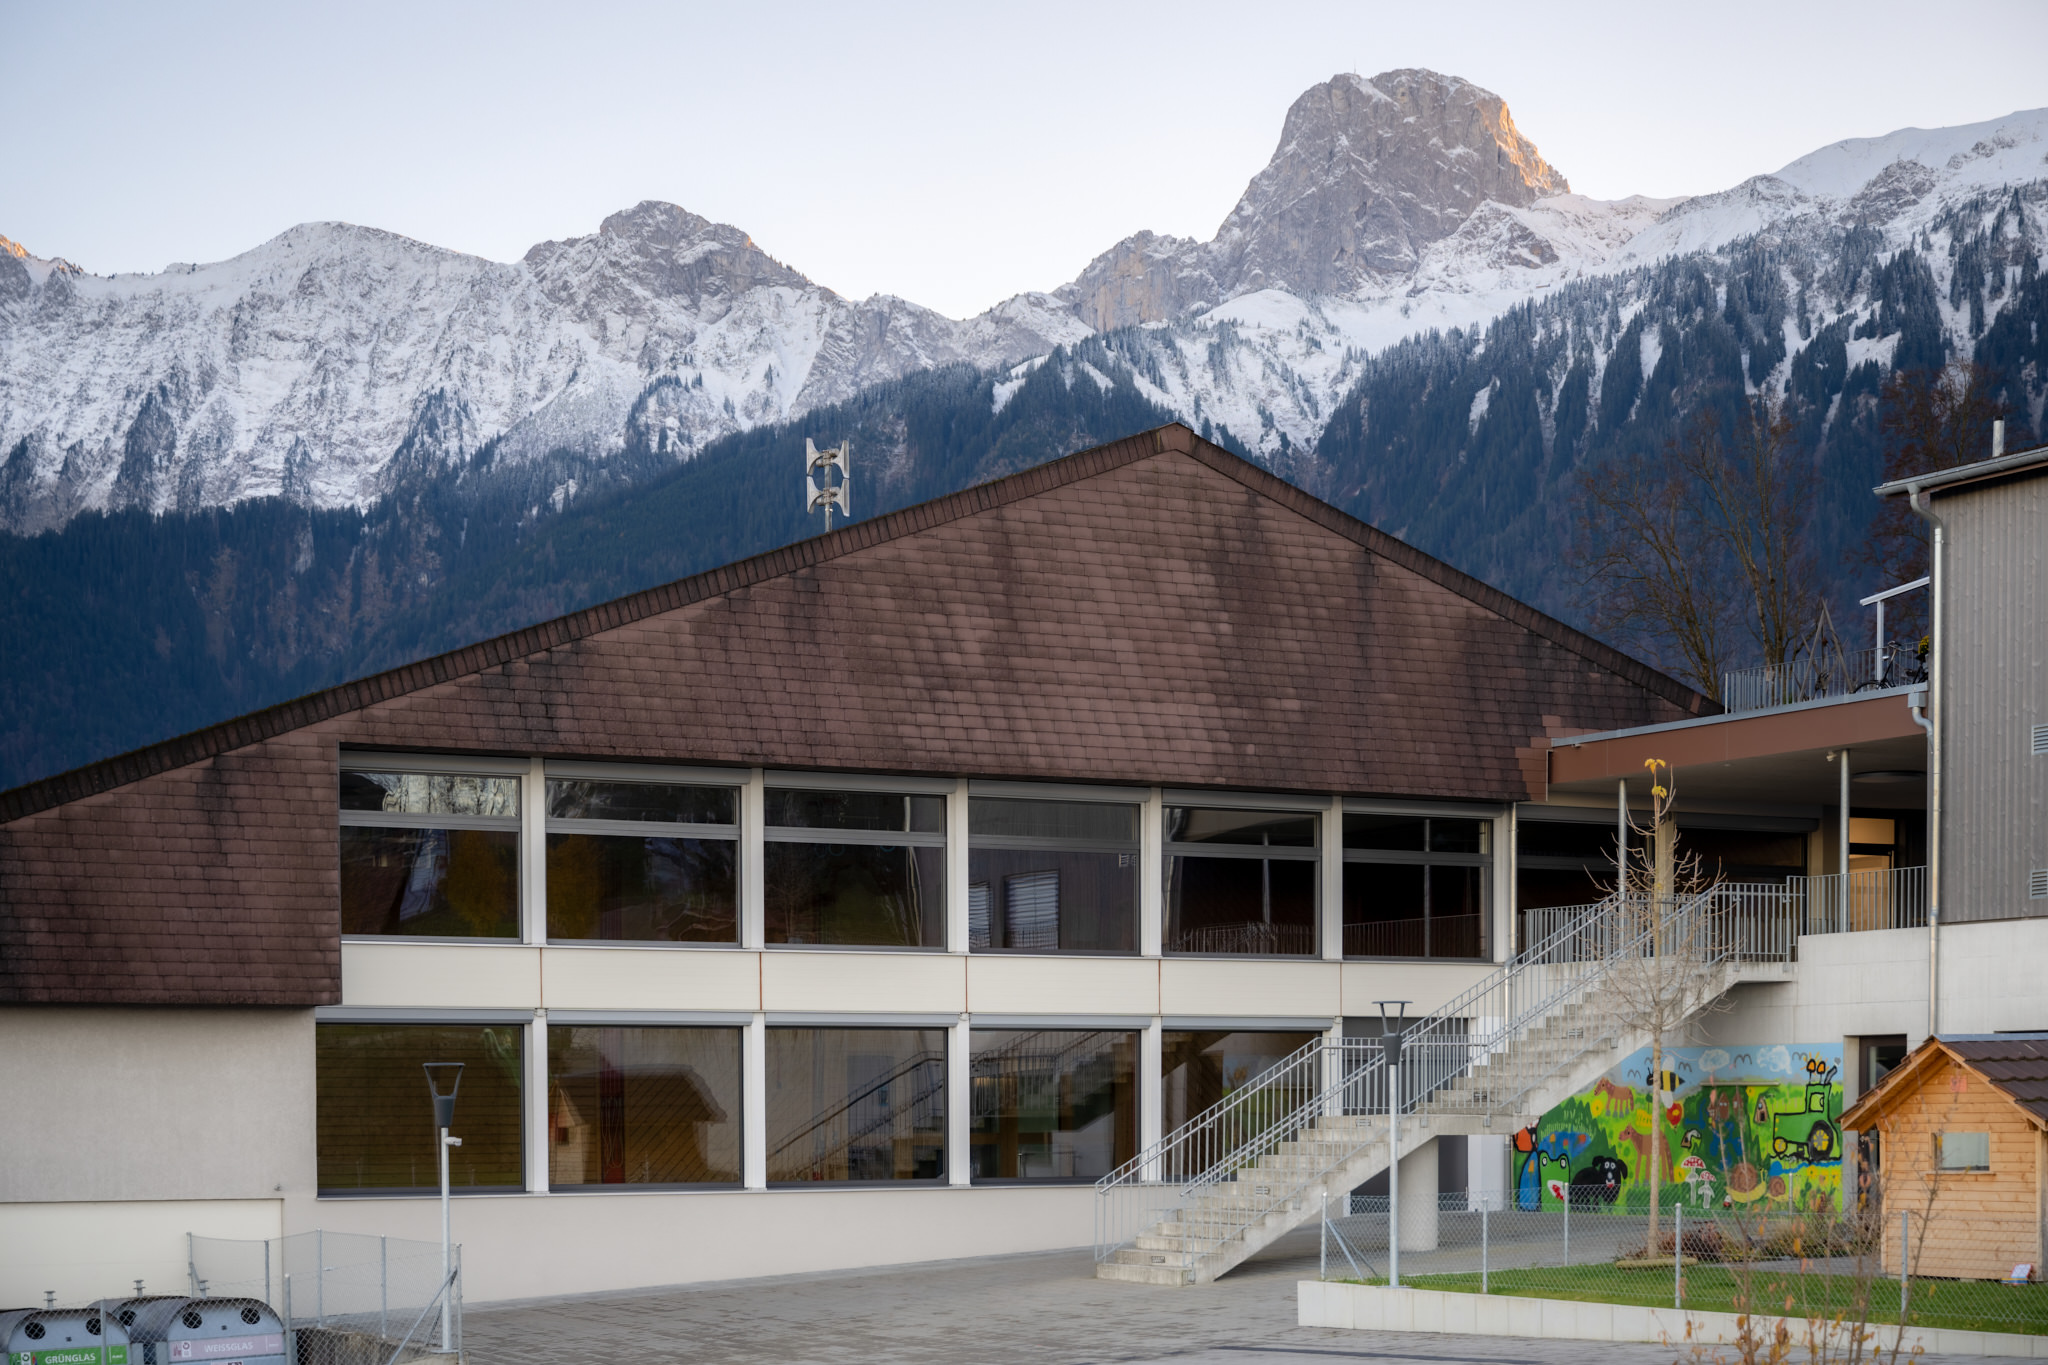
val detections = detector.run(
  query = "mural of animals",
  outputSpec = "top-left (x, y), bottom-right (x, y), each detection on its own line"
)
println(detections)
top-left (1512, 1044), bottom-right (1844, 1214)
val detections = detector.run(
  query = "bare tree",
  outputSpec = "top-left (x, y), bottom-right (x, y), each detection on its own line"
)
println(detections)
top-left (1601, 758), bottom-right (1727, 1254)
top-left (1574, 392), bottom-right (1820, 699)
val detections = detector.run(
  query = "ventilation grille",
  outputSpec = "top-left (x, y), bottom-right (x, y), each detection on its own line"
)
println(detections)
top-left (2032, 869), bottom-right (2048, 900)
top-left (2033, 723), bottom-right (2048, 756)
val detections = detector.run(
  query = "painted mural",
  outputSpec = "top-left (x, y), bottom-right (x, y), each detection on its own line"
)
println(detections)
top-left (1513, 1043), bottom-right (1844, 1215)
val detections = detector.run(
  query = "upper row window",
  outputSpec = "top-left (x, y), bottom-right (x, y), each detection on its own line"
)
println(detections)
top-left (548, 780), bottom-right (738, 944)
top-left (764, 788), bottom-right (946, 948)
top-left (339, 771), bottom-right (523, 938)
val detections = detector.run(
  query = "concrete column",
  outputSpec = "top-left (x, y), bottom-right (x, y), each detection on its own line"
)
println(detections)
top-left (1140, 1019), bottom-right (1163, 1152)
top-left (947, 780), bottom-right (971, 954)
top-left (743, 1013), bottom-right (767, 1189)
top-left (526, 1010), bottom-right (550, 1194)
top-left (522, 757), bottom-right (547, 945)
top-left (1469, 1134), bottom-right (1506, 1210)
top-left (1141, 788), bottom-right (1164, 957)
top-left (740, 769), bottom-right (765, 949)
top-left (1397, 1138), bottom-right (1439, 1251)
top-left (948, 1014), bottom-right (971, 1186)
top-left (1322, 798), bottom-right (1345, 961)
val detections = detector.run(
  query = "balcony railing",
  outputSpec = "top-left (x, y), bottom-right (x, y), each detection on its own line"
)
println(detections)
top-left (1523, 865), bottom-right (1927, 953)
top-left (1719, 643), bottom-right (1926, 712)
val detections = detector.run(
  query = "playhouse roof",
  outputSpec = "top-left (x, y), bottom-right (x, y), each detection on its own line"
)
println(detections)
top-left (1841, 1034), bottom-right (2048, 1131)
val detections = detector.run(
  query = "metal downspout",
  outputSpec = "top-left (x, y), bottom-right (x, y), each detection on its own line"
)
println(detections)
top-left (1905, 481), bottom-right (1942, 1039)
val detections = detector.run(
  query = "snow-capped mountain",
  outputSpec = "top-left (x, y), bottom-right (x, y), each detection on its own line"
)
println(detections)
top-left (3, 70), bottom-right (2046, 535)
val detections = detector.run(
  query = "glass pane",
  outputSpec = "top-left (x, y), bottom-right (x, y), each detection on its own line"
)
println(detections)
top-left (1166, 807), bottom-right (1316, 847)
top-left (339, 772), bottom-right (518, 817)
top-left (547, 1027), bottom-right (741, 1186)
top-left (1342, 813), bottom-right (1426, 851)
top-left (969, 1030), bottom-right (1137, 1181)
top-left (765, 1029), bottom-right (946, 1182)
top-left (316, 1024), bottom-right (523, 1192)
top-left (1343, 862), bottom-right (1425, 956)
top-left (1429, 819), bottom-right (1487, 854)
top-left (1937, 1131), bottom-right (1990, 1171)
top-left (1160, 1031), bottom-right (1318, 1141)
top-left (966, 848), bottom-right (1137, 952)
top-left (763, 843), bottom-right (944, 946)
top-left (546, 833), bottom-right (737, 942)
top-left (1343, 864), bottom-right (1486, 958)
top-left (969, 798), bottom-right (1137, 843)
top-left (546, 780), bottom-right (735, 825)
top-left (1165, 856), bottom-right (1317, 955)
top-left (340, 827), bottom-right (519, 937)
top-left (764, 789), bottom-right (944, 833)
top-left (1517, 821), bottom-right (1621, 860)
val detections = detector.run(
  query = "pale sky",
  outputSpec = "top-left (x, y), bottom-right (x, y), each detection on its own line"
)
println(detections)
top-left (4, 0), bottom-right (2045, 319)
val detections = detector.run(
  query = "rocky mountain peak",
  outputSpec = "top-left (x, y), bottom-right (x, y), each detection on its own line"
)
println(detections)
top-left (1061, 68), bottom-right (1570, 327)
top-left (524, 199), bottom-right (814, 310)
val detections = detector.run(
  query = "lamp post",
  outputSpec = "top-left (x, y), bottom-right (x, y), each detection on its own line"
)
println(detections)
top-left (1375, 1000), bottom-right (1411, 1288)
top-left (422, 1063), bottom-right (464, 1353)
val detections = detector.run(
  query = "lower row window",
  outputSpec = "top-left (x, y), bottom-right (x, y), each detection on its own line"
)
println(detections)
top-left (316, 1022), bottom-right (1149, 1193)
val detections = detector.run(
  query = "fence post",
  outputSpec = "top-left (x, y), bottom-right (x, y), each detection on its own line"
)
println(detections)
top-left (187, 1232), bottom-right (199, 1297)
top-left (381, 1235), bottom-right (389, 1341)
top-left (1320, 1191), bottom-right (1328, 1282)
top-left (1563, 1185), bottom-right (1570, 1264)
top-left (1481, 1201), bottom-right (1489, 1295)
top-left (1899, 1209), bottom-right (1909, 1324)
top-left (1674, 1203), bottom-right (1683, 1310)
top-left (315, 1228), bottom-right (324, 1328)
top-left (452, 1243), bottom-right (464, 1358)
top-left (282, 1273), bottom-right (293, 1365)
top-left (263, 1239), bottom-right (271, 1310)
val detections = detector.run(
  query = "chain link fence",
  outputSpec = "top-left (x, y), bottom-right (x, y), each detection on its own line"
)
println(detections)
top-left (187, 1230), bottom-right (460, 1364)
top-left (1320, 1193), bottom-right (2048, 1339)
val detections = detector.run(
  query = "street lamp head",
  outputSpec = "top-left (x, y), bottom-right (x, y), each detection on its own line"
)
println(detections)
top-left (423, 1062), bottom-right (464, 1131)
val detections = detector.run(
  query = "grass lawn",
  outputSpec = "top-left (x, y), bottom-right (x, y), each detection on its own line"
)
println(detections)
top-left (1362, 1265), bottom-right (2048, 1337)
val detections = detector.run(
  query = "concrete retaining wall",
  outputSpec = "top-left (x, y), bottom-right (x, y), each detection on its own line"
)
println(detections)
top-left (1296, 1281), bottom-right (2048, 1359)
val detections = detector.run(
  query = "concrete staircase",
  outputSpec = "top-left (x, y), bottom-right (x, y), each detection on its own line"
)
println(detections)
top-left (1095, 891), bottom-right (1780, 1287)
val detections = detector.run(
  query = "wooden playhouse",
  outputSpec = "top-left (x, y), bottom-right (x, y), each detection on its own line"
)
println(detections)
top-left (1842, 1034), bottom-right (2048, 1281)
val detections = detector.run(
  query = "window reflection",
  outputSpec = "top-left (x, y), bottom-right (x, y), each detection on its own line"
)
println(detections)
top-left (316, 1023), bottom-right (524, 1193)
top-left (969, 1030), bottom-right (1137, 1181)
top-left (548, 1027), bottom-right (741, 1187)
top-left (765, 789), bottom-right (945, 947)
top-left (1164, 806), bottom-right (1320, 956)
top-left (1343, 813), bottom-right (1489, 959)
top-left (766, 1028), bottom-right (946, 1182)
top-left (968, 798), bottom-right (1138, 953)
top-left (340, 827), bottom-right (519, 937)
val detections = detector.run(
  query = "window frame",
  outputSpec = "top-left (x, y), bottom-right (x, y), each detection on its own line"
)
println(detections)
top-left (337, 756), bottom-right (526, 943)
top-left (761, 787), bottom-right (949, 951)
top-left (543, 1021), bottom-right (745, 1191)
top-left (966, 1026), bottom-right (1141, 1184)
top-left (1342, 812), bottom-right (1492, 962)
top-left (542, 774), bottom-right (743, 948)
top-left (763, 1024), bottom-right (950, 1186)
top-left (966, 795), bottom-right (1143, 956)
top-left (1935, 1130), bottom-right (1992, 1173)
top-left (1162, 804), bottom-right (1322, 958)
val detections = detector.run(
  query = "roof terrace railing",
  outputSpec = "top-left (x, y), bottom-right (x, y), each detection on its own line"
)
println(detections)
top-left (1718, 642), bottom-right (1925, 713)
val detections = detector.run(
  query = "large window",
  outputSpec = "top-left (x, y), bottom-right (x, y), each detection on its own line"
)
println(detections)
top-left (340, 771), bottom-right (521, 938)
top-left (546, 779), bottom-right (739, 943)
top-left (316, 1022), bottom-right (524, 1193)
top-left (1164, 807), bottom-right (1319, 956)
top-left (1343, 813), bottom-right (1489, 959)
top-left (764, 790), bottom-right (945, 947)
top-left (765, 1028), bottom-right (946, 1182)
top-left (968, 798), bottom-right (1139, 953)
top-left (547, 1025), bottom-right (741, 1187)
top-left (1160, 1030), bottom-right (1319, 1137)
top-left (969, 1030), bottom-right (1137, 1181)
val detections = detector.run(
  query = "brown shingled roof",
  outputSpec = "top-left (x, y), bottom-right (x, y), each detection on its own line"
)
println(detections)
top-left (0, 423), bottom-right (1710, 1005)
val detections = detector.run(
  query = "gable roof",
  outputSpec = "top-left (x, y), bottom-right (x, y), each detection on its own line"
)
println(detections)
top-left (1842, 1034), bottom-right (2048, 1131)
top-left (1, 424), bottom-right (1706, 824)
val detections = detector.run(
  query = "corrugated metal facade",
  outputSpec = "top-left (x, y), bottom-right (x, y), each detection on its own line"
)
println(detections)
top-left (1940, 470), bottom-right (2048, 922)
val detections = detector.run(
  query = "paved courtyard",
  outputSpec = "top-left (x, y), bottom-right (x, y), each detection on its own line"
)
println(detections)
top-left (462, 1228), bottom-right (2005, 1365)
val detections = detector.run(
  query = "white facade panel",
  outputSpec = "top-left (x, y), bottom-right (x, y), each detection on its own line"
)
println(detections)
top-left (0, 1199), bottom-right (283, 1308)
top-left (1159, 958), bottom-right (1340, 1017)
top-left (541, 945), bottom-right (762, 1012)
top-left (965, 954), bottom-right (1159, 1015)
top-left (760, 949), bottom-right (967, 1014)
top-left (340, 942), bottom-right (542, 1008)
